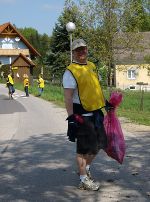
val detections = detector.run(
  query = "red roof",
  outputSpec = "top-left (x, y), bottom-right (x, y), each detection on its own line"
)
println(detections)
top-left (0, 22), bottom-right (9, 32)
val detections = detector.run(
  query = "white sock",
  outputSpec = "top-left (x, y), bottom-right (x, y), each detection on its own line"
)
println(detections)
top-left (80, 175), bottom-right (87, 182)
top-left (86, 165), bottom-right (90, 172)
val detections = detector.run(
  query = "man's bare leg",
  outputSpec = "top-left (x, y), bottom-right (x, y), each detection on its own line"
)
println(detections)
top-left (76, 153), bottom-right (100, 190)
top-left (76, 154), bottom-right (96, 175)
top-left (76, 154), bottom-right (87, 175)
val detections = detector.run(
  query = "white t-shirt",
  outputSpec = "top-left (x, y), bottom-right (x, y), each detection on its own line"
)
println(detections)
top-left (63, 70), bottom-right (80, 104)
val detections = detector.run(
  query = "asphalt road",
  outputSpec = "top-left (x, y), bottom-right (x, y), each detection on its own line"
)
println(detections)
top-left (0, 84), bottom-right (149, 202)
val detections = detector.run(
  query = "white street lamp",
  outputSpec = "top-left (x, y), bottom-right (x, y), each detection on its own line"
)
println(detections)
top-left (66, 22), bottom-right (76, 62)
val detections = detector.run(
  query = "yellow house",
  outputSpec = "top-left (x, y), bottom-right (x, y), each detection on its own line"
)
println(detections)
top-left (116, 64), bottom-right (150, 91)
top-left (114, 32), bottom-right (150, 91)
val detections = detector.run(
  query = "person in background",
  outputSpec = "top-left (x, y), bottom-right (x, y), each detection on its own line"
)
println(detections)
top-left (37, 74), bottom-right (44, 96)
top-left (23, 74), bottom-right (29, 97)
top-left (63, 39), bottom-right (112, 191)
top-left (6, 72), bottom-right (15, 99)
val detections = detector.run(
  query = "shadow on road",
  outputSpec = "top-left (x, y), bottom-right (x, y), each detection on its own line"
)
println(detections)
top-left (0, 95), bottom-right (26, 114)
top-left (0, 132), bottom-right (149, 201)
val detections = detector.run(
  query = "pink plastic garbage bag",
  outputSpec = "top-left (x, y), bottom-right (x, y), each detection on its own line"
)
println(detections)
top-left (104, 92), bottom-right (125, 164)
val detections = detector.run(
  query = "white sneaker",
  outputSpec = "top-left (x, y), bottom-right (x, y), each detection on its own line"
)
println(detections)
top-left (78, 177), bottom-right (100, 191)
top-left (86, 169), bottom-right (93, 180)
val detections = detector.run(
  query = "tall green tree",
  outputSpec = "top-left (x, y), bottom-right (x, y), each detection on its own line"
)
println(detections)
top-left (18, 27), bottom-right (41, 52)
top-left (140, 0), bottom-right (150, 31)
top-left (45, 0), bottom-right (149, 86)
top-left (18, 27), bottom-right (50, 58)
top-left (77, 0), bottom-right (122, 86)
top-left (44, 0), bottom-right (84, 83)
top-left (122, 0), bottom-right (150, 32)
top-left (122, 0), bottom-right (146, 32)
top-left (75, 0), bottom-right (146, 86)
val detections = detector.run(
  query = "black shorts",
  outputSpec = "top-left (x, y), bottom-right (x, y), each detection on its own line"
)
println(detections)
top-left (76, 116), bottom-right (107, 155)
top-left (73, 104), bottom-right (107, 155)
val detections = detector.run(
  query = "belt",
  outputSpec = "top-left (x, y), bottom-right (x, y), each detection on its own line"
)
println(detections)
top-left (82, 112), bottom-right (93, 117)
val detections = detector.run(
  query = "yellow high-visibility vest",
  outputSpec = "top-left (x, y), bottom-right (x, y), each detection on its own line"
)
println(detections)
top-left (24, 78), bottom-right (29, 87)
top-left (67, 61), bottom-right (105, 111)
top-left (38, 78), bottom-right (44, 88)
top-left (7, 75), bottom-right (14, 85)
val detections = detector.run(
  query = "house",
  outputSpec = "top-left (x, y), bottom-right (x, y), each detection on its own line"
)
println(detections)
top-left (114, 32), bottom-right (150, 91)
top-left (0, 22), bottom-right (41, 83)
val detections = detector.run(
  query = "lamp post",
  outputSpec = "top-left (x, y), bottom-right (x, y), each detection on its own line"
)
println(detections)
top-left (66, 22), bottom-right (76, 62)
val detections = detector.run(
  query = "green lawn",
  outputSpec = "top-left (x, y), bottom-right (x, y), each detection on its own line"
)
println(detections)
top-left (104, 90), bottom-right (150, 125)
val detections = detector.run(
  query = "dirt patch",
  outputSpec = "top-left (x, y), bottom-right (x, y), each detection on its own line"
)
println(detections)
top-left (119, 117), bottom-right (150, 134)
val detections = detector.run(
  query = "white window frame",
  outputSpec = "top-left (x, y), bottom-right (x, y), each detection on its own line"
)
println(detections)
top-left (2, 37), bottom-right (13, 49)
top-left (127, 69), bottom-right (136, 79)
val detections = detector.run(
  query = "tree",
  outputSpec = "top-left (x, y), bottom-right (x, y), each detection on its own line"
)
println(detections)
top-left (122, 0), bottom-right (150, 32)
top-left (122, 0), bottom-right (146, 32)
top-left (45, 0), bottom-right (148, 86)
top-left (18, 27), bottom-right (51, 60)
top-left (77, 0), bottom-right (122, 86)
top-left (18, 27), bottom-right (41, 51)
top-left (140, 0), bottom-right (150, 31)
top-left (44, 0), bottom-right (84, 83)
top-left (73, 0), bottom-right (147, 87)
top-left (44, 21), bottom-right (70, 83)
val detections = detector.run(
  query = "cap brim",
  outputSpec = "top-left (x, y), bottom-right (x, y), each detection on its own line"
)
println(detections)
top-left (72, 44), bottom-right (87, 50)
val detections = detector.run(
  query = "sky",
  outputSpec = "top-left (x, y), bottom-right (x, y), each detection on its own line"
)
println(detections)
top-left (0, 0), bottom-right (66, 36)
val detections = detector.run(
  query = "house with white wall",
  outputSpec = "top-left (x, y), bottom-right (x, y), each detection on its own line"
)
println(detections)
top-left (0, 22), bottom-right (41, 83)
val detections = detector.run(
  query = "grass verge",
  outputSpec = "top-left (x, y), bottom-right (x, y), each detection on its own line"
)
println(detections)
top-left (4, 80), bottom-right (150, 126)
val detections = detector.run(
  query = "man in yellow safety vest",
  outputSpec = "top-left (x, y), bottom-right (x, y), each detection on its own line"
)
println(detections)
top-left (6, 72), bottom-right (15, 99)
top-left (37, 74), bottom-right (45, 96)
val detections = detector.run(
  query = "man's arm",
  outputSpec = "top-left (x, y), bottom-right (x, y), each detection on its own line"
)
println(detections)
top-left (64, 88), bottom-right (74, 116)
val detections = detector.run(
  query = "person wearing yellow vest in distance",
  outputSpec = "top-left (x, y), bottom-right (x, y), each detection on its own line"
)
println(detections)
top-left (23, 74), bottom-right (29, 97)
top-left (37, 74), bottom-right (44, 96)
top-left (63, 39), bottom-right (113, 191)
top-left (6, 72), bottom-right (15, 99)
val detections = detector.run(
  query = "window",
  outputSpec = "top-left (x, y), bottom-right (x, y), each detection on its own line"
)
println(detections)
top-left (129, 85), bottom-right (136, 90)
top-left (2, 37), bottom-right (13, 49)
top-left (127, 69), bottom-right (136, 79)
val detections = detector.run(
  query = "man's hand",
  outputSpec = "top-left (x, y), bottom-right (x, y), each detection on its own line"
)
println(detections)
top-left (105, 100), bottom-right (114, 112)
top-left (66, 114), bottom-right (84, 142)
